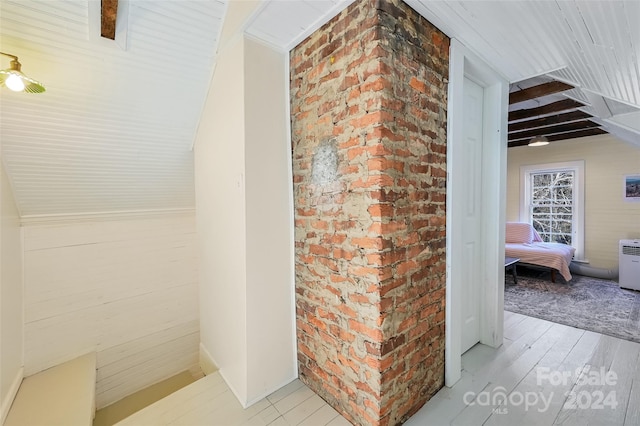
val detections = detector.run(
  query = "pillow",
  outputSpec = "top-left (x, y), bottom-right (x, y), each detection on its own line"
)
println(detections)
top-left (506, 222), bottom-right (535, 244)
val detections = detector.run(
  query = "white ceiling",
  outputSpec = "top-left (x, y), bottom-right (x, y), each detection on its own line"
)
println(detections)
top-left (244, 0), bottom-right (354, 51)
top-left (1, 0), bottom-right (638, 217)
top-left (0, 0), bottom-right (226, 216)
top-left (407, 0), bottom-right (640, 145)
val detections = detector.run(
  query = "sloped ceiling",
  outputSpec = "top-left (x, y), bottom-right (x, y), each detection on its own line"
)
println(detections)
top-left (1, 0), bottom-right (638, 217)
top-left (0, 0), bottom-right (226, 217)
top-left (406, 0), bottom-right (640, 147)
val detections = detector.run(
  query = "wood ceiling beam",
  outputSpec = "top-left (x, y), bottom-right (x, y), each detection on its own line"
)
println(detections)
top-left (508, 128), bottom-right (607, 147)
top-left (508, 120), bottom-right (599, 141)
top-left (101, 0), bottom-right (118, 40)
top-left (509, 81), bottom-right (574, 105)
top-left (508, 110), bottom-right (592, 132)
top-left (509, 99), bottom-right (584, 121)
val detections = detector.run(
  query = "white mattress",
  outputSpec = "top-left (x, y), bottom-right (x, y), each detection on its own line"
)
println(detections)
top-left (505, 242), bottom-right (576, 281)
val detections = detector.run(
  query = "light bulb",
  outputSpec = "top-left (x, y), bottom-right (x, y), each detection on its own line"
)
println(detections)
top-left (528, 136), bottom-right (550, 147)
top-left (5, 73), bottom-right (25, 92)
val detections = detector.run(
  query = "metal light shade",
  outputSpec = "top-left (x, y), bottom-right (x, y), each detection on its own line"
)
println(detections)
top-left (528, 135), bottom-right (549, 147)
top-left (0, 52), bottom-right (45, 93)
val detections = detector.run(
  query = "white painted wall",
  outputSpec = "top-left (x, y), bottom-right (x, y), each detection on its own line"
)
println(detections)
top-left (507, 134), bottom-right (640, 270)
top-left (195, 31), bottom-right (249, 403)
top-left (21, 213), bottom-right (199, 409)
top-left (0, 163), bottom-right (24, 424)
top-left (194, 1), bottom-right (296, 407)
top-left (244, 37), bottom-right (296, 404)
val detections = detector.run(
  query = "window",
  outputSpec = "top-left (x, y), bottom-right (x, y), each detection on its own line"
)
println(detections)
top-left (531, 171), bottom-right (574, 244)
top-left (520, 161), bottom-right (585, 260)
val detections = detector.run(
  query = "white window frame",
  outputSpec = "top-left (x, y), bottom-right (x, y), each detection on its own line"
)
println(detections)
top-left (519, 160), bottom-right (585, 261)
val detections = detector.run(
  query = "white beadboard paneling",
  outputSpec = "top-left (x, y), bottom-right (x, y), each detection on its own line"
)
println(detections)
top-left (97, 331), bottom-right (199, 408)
top-left (0, 0), bottom-right (227, 216)
top-left (0, 163), bottom-right (24, 425)
top-left (22, 212), bottom-right (199, 409)
top-left (407, 0), bottom-right (639, 106)
top-left (406, 0), bottom-right (640, 145)
top-left (245, 0), bottom-right (354, 50)
top-left (3, 0), bottom-right (638, 217)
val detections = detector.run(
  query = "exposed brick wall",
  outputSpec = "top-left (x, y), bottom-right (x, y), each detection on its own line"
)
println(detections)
top-left (290, 1), bottom-right (449, 424)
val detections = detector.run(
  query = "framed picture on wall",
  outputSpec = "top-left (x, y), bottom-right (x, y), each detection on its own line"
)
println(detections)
top-left (624, 174), bottom-right (640, 201)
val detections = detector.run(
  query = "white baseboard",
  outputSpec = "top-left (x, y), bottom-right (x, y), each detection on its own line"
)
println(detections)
top-left (198, 344), bottom-right (297, 409)
top-left (244, 374), bottom-right (298, 408)
top-left (221, 371), bottom-right (298, 409)
top-left (198, 343), bottom-right (218, 376)
top-left (1, 367), bottom-right (23, 425)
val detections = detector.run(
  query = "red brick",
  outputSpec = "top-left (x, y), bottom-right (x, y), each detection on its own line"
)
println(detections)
top-left (291, 0), bottom-right (448, 423)
top-left (348, 319), bottom-right (383, 341)
top-left (367, 203), bottom-right (394, 218)
top-left (367, 158), bottom-right (405, 172)
top-left (361, 76), bottom-right (392, 93)
top-left (309, 244), bottom-right (330, 256)
top-left (408, 76), bottom-right (428, 93)
top-left (351, 174), bottom-right (394, 189)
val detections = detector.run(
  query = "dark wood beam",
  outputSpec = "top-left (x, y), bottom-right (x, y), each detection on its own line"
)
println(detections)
top-left (509, 81), bottom-right (574, 105)
top-left (508, 128), bottom-right (607, 147)
top-left (508, 110), bottom-right (592, 132)
top-left (508, 120), bottom-right (599, 141)
top-left (101, 0), bottom-right (118, 40)
top-left (509, 99), bottom-right (584, 122)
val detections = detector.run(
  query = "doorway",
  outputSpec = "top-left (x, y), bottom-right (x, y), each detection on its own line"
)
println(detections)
top-left (460, 77), bottom-right (484, 353)
top-left (445, 39), bottom-right (509, 386)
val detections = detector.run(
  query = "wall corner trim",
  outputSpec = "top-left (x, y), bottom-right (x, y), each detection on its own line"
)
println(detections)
top-left (1, 367), bottom-right (24, 425)
top-left (198, 343), bottom-right (218, 376)
top-left (20, 208), bottom-right (196, 226)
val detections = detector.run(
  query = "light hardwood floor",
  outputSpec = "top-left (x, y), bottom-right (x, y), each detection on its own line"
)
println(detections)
top-left (117, 312), bottom-right (640, 425)
top-left (408, 311), bottom-right (640, 425)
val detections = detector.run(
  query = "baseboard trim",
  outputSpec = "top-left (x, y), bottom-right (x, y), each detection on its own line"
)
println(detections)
top-left (244, 374), bottom-right (299, 409)
top-left (198, 344), bottom-right (298, 409)
top-left (198, 343), bottom-right (218, 376)
top-left (0, 367), bottom-right (23, 425)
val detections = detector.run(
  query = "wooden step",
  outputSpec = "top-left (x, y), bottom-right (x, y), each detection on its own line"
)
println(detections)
top-left (5, 353), bottom-right (97, 426)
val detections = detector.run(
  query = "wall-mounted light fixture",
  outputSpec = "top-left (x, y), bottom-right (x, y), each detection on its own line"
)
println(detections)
top-left (528, 135), bottom-right (549, 147)
top-left (0, 52), bottom-right (45, 93)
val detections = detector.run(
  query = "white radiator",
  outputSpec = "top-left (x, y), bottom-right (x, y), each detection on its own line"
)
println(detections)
top-left (620, 239), bottom-right (640, 290)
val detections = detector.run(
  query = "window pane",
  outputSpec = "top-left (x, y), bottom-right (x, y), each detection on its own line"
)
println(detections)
top-left (529, 169), bottom-right (574, 246)
top-left (533, 206), bottom-right (550, 214)
top-left (533, 174), bottom-right (550, 186)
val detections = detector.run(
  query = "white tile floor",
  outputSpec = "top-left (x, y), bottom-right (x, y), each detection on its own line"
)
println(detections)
top-left (118, 312), bottom-right (640, 425)
top-left (115, 372), bottom-right (350, 426)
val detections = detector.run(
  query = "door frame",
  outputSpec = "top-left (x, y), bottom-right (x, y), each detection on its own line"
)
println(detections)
top-left (445, 39), bottom-right (509, 387)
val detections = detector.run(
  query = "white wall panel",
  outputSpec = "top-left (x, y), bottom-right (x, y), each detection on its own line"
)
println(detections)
top-left (244, 37), bottom-right (296, 405)
top-left (194, 1), bottom-right (296, 407)
top-left (22, 212), bottom-right (199, 409)
top-left (194, 24), bottom-right (249, 406)
top-left (0, 163), bottom-right (24, 424)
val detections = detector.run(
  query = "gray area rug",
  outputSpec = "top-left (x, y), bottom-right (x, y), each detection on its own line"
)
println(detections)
top-left (504, 267), bottom-right (640, 344)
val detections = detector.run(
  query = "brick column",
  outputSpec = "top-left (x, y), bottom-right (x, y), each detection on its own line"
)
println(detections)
top-left (290, 1), bottom-right (449, 424)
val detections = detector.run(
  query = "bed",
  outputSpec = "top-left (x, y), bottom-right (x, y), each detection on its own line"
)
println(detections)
top-left (505, 222), bottom-right (576, 282)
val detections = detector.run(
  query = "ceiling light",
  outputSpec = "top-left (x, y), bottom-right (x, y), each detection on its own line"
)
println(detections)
top-left (528, 135), bottom-right (549, 147)
top-left (0, 52), bottom-right (45, 93)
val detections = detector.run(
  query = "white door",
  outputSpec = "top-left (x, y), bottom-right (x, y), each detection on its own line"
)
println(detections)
top-left (460, 77), bottom-right (484, 353)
